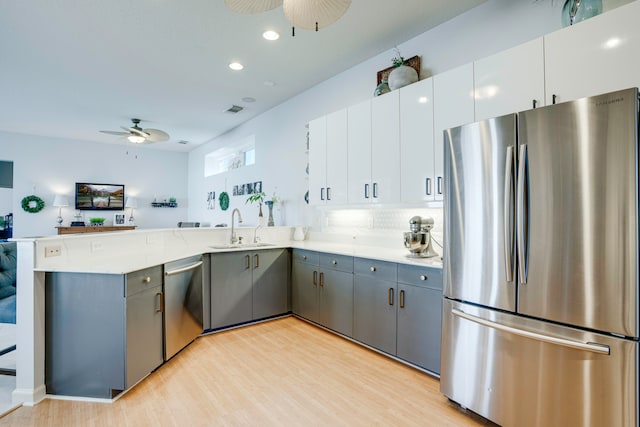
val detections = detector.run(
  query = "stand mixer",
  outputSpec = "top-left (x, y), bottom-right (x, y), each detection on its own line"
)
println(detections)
top-left (403, 216), bottom-right (439, 258)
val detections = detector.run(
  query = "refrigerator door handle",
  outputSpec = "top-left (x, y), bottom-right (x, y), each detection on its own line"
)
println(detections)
top-left (503, 145), bottom-right (515, 282)
top-left (517, 144), bottom-right (528, 284)
top-left (452, 308), bottom-right (610, 355)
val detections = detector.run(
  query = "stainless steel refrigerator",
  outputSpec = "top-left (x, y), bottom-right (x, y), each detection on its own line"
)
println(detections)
top-left (441, 88), bottom-right (639, 427)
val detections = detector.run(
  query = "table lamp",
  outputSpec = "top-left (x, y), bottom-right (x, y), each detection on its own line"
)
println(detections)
top-left (125, 197), bottom-right (138, 225)
top-left (53, 195), bottom-right (69, 226)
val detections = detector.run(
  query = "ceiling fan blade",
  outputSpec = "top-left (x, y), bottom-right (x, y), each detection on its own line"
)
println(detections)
top-left (121, 126), bottom-right (151, 138)
top-left (100, 130), bottom-right (128, 136)
top-left (143, 128), bottom-right (170, 142)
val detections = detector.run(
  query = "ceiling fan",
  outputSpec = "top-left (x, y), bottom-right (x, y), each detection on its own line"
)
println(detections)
top-left (100, 118), bottom-right (170, 144)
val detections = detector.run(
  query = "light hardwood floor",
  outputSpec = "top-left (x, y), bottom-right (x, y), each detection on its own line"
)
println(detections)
top-left (1, 317), bottom-right (494, 426)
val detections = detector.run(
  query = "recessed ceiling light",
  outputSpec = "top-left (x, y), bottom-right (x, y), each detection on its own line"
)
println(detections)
top-left (242, 97), bottom-right (256, 103)
top-left (263, 30), bottom-right (280, 41)
top-left (229, 62), bottom-right (244, 71)
top-left (264, 80), bottom-right (277, 87)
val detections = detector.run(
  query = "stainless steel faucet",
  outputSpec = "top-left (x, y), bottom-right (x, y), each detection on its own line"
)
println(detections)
top-left (230, 208), bottom-right (243, 244)
top-left (253, 223), bottom-right (262, 243)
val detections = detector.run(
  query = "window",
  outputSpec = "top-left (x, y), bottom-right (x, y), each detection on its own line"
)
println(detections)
top-left (204, 135), bottom-right (255, 177)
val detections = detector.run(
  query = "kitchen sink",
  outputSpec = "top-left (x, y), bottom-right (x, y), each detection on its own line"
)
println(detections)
top-left (209, 242), bottom-right (275, 250)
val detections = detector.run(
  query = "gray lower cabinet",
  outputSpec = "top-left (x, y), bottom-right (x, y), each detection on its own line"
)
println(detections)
top-left (45, 266), bottom-right (164, 399)
top-left (292, 250), bottom-right (354, 337)
top-left (353, 259), bottom-right (398, 355)
top-left (353, 258), bottom-right (442, 374)
top-left (292, 251), bottom-right (319, 322)
top-left (396, 264), bottom-right (442, 374)
top-left (210, 248), bottom-right (289, 330)
top-left (252, 249), bottom-right (289, 320)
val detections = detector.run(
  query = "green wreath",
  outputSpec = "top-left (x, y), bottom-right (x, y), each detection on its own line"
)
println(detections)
top-left (21, 195), bottom-right (45, 213)
top-left (219, 192), bottom-right (229, 211)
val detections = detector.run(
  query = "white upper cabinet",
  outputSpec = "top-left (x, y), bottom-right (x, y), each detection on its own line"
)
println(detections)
top-left (474, 38), bottom-right (545, 120)
top-left (308, 116), bottom-right (326, 206)
top-left (308, 109), bottom-right (348, 205)
top-left (371, 90), bottom-right (401, 204)
top-left (399, 77), bottom-right (435, 202)
top-left (347, 99), bottom-right (372, 203)
top-left (433, 63), bottom-right (475, 201)
top-left (325, 109), bottom-right (348, 204)
top-left (544, 1), bottom-right (640, 105)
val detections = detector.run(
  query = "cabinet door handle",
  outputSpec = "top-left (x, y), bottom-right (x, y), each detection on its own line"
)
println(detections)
top-left (320, 187), bottom-right (325, 201)
top-left (143, 276), bottom-right (151, 283)
top-left (327, 187), bottom-right (331, 201)
top-left (156, 292), bottom-right (164, 313)
top-left (364, 184), bottom-right (370, 199)
top-left (426, 178), bottom-right (432, 196)
top-left (332, 260), bottom-right (337, 265)
top-left (399, 290), bottom-right (405, 309)
top-left (388, 288), bottom-right (394, 306)
top-left (319, 272), bottom-right (324, 287)
top-left (245, 254), bottom-right (251, 269)
top-left (313, 270), bottom-right (318, 286)
top-left (254, 254), bottom-right (259, 268)
top-left (373, 182), bottom-right (378, 198)
top-left (303, 255), bottom-right (307, 260)
top-left (437, 177), bottom-right (443, 195)
top-left (420, 275), bottom-right (428, 281)
top-left (370, 266), bottom-right (376, 272)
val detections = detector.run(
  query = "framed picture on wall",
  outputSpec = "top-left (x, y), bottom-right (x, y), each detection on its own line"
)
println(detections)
top-left (113, 213), bottom-right (126, 226)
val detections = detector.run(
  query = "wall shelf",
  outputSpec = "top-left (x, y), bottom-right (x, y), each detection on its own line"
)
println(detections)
top-left (151, 202), bottom-right (177, 208)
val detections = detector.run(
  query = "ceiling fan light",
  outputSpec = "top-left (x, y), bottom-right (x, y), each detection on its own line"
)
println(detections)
top-left (283, 0), bottom-right (351, 31)
top-left (128, 135), bottom-right (146, 144)
top-left (262, 30), bottom-right (280, 41)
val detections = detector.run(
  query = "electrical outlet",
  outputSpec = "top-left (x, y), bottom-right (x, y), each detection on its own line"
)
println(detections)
top-left (91, 240), bottom-right (103, 252)
top-left (45, 245), bottom-right (61, 257)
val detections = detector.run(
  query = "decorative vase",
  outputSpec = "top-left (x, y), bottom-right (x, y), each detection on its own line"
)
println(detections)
top-left (374, 80), bottom-right (391, 97)
top-left (265, 201), bottom-right (275, 227)
top-left (561, 0), bottom-right (602, 27)
top-left (388, 65), bottom-right (418, 90)
top-left (293, 226), bottom-right (305, 241)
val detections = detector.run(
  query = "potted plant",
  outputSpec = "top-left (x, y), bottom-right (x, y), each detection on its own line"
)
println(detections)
top-left (388, 47), bottom-right (418, 90)
top-left (89, 217), bottom-right (106, 226)
top-left (246, 192), bottom-right (266, 226)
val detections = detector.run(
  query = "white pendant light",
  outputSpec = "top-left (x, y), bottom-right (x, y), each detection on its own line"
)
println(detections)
top-left (224, 0), bottom-right (283, 14)
top-left (283, 0), bottom-right (351, 31)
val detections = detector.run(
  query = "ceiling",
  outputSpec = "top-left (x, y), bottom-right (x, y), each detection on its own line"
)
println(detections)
top-left (0, 0), bottom-right (485, 152)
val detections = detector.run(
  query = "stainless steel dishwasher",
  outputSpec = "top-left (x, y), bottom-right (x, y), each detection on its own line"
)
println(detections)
top-left (163, 255), bottom-right (204, 360)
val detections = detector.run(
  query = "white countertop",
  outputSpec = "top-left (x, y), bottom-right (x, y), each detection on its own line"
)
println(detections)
top-left (29, 227), bottom-right (442, 274)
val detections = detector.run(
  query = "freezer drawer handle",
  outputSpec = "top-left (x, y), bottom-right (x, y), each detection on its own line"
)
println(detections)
top-left (452, 308), bottom-right (610, 355)
top-left (165, 261), bottom-right (203, 276)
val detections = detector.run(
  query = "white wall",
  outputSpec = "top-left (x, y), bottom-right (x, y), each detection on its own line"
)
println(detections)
top-left (0, 130), bottom-right (188, 237)
top-left (187, 0), bottom-right (633, 233)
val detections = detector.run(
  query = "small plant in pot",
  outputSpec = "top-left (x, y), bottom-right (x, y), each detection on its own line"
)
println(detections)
top-left (246, 192), bottom-right (266, 226)
top-left (89, 217), bottom-right (106, 226)
top-left (388, 47), bottom-right (418, 90)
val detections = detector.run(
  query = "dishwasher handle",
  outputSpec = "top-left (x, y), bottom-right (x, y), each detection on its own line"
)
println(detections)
top-left (165, 261), bottom-right (203, 276)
